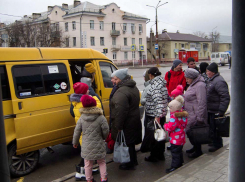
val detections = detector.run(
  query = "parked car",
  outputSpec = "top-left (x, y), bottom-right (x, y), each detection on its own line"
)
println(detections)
top-left (211, 52), bottom-right (228, 66)
top-left (0, 47), bottom-right (144, 177)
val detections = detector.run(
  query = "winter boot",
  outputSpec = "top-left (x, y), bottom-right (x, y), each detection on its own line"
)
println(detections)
top-left (75, 165), bottom-right (86, 181)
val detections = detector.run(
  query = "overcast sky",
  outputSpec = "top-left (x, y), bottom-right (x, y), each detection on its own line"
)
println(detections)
top-left (0, 0), bottom-right (232, 37)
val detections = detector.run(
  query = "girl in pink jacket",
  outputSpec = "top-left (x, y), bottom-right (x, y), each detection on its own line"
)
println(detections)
top-left (164, 95), bottom-right (188, 173)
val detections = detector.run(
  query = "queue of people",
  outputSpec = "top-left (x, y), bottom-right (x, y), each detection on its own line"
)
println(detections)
top-left (70, 59), bottom-right (230, 181)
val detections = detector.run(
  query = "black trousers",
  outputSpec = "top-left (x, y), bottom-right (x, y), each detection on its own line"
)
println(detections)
top-left (208, 113), bottom-right (223, 148)
top-left (147, 115), bottom-right (166, 158)
top-left (127, 144), bottom-right (137, 166)
top-left (187, 133), bottom-right (202, 153)
top-left (170, 144), bottom-right (183, 168)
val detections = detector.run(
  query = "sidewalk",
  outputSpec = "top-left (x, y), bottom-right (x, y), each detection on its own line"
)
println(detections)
top-left (155, 144), bottom-right (229, 182)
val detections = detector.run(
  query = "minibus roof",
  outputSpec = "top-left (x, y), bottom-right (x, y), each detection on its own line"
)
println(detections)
top-left (0, 48), bottom-right (110, 62)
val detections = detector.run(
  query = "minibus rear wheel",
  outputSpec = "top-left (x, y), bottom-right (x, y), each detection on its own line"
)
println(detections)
top-left (8, 144), bottom-right (40, 177)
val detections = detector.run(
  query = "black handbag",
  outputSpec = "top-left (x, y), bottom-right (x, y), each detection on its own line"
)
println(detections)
top-left (188, 124), bottom-right (212, 145)
top-left (215, 116), bottom-right (230, 137)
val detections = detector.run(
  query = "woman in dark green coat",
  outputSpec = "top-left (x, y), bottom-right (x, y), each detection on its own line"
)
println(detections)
top-left (110, 68), bottom-right (142, 170)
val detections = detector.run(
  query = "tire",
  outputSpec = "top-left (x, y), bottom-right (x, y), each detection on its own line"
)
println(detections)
top-left (8, 144), bottom-right (40, 177)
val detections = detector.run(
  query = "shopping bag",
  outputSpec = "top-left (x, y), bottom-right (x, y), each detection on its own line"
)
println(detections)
top-left (113, 131), bottom-right (130, 163)
top-left (154, 119), bottom-right (167, 141)
top-left (215, 116), bottom-right (230, 137)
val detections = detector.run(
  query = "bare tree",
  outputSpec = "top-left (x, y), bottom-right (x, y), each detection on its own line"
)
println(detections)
top-left (209, 31), bottom-right (220, 52)
top-left (193, 31), bottom-right (207, 38)
top-left (5, 21), bottom-right (23, 47)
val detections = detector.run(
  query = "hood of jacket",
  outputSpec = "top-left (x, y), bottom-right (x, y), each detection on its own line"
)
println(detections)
top-left (144, 80), bottom-right (150, 87)
top-left (70, 93), bottom-right (83, 102)
top-left (79, 107), bottom-right (103, 121)
top-left (150, 75), bottom-right (166, 86)
top-left (170, 69), bottom-right (184, 76)
top-left (118, 75), bottom-right (136, 88)
top-left (190, 75), bottom-right (205, 87)
top-left (174, 111), bottom-right (188, 118)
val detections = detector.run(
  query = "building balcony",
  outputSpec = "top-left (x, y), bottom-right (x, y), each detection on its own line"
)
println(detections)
top-left (111, 45), bottom-right (121, 51)
top-left (110, 30), bottom-right (120, 36)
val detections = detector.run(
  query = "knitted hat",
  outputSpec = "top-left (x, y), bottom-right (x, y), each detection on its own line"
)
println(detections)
top-left (185, 68), bottom-right (200, 79)
top-left (207, 62), bottom-right (218, 73)
top-left (111, 68), bottom-right (128, 80)
top-left (80, 95), bottom-right (97, 107)
top-left (81, 69), bottom-right (92, 78)
top-left (148, 67), bottom-right (162, 76)
top-left (173, 59), bottom-right (183, 68)
top-left (73, 82), bottom-right (89, 94)
top-left (168, 95), bottom-right (184, 112)
top-left (199, 62), bottom-right (209, 74)
top-left (85, 63), bottom-right (96, 74)
top-left (171, 85), bottom-right (184, 98)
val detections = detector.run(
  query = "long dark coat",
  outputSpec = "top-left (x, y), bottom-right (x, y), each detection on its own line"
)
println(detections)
top-left (110, 76), bottom-right (142, 145)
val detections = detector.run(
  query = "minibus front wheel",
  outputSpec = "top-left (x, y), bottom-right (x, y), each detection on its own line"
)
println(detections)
top-left (8, 144), bottom-right (40, 177)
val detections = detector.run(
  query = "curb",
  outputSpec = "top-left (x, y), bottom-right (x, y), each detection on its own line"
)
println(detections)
top-left (154, 140), bottom-right (230, 182)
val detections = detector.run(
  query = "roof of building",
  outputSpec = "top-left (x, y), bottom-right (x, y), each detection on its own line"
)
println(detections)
top-left (218, 35), bottom-right (232, 44)
top-left (148, 32), bottom-right (212, 42)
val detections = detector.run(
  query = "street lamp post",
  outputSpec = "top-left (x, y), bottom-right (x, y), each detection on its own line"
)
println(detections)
top-left (147, 1), bottom-right (168, 67)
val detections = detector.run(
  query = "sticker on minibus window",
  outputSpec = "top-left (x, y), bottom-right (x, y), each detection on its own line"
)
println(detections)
top-left (55, 89), bottom-right (61, 92)
top-left (20, 92), bottom-right (31, 96)
top-left (48, 65), bottom-right (59, 73)
top-left (60, 82), bottom-right (67, 89)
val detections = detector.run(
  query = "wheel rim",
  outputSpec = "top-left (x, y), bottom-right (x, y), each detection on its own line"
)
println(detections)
top-left (11, 151), bottom-right (36, 172)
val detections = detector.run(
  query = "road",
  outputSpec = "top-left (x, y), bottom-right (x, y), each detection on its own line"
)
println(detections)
top-left (11, 64), bottom-right (231, 182)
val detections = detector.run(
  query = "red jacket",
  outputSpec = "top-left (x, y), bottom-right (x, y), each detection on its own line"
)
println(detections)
top-left (164, 110), bottom-right (188, 146)
top-left (165, 69), bottom-right (186, 96)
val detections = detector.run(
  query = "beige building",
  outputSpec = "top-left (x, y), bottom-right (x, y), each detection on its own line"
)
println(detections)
top-left (0, 1), bottom-right (149, 65)
top-left (216, 35), bottom-right (232, 53)
top-left (147, 30), bottom-right (212, 62)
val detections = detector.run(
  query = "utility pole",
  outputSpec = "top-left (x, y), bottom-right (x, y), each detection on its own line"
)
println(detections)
top-left (212, 26), bottom-right (217, 52)
top-left (147, 1), bottom-right (168, 67)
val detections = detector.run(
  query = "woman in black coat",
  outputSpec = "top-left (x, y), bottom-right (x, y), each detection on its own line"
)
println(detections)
top-left (110, 68), bottom-right (142, 170)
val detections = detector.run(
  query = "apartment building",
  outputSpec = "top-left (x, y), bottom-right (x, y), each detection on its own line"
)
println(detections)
top-left (216, 35), bottom-right (232, 53)
top-left (0, 1), bottom-right (149, 65)
top-left (147, 30), bottom-right (213, 62)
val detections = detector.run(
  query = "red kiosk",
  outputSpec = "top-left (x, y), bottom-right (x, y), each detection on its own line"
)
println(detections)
top-left (179, 49), bottom-right (198, 63)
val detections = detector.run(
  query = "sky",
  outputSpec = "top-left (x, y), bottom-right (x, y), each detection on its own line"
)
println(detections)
top-left (0, 0), bottom-right (232, 37)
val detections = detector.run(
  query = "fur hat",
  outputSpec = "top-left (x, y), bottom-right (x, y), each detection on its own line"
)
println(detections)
top-left (111, 68), bottom-right (128, 80)
top-left (171, 85), bottom-right (184, 98)
top-left (73, 82), bottom-right (89, 94)
top-left (168, 95), bottom-right (184, 112)
top-left (80, 95), bottom-right (97, 107)
top-left (85, 63), bottom-right (96, 74)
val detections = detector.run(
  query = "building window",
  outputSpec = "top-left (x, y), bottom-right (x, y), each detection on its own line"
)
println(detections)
top-left (65, 22), bottom-right (68, 31)
top-left (124, 52), bottom-right (128, 60)
top-left (72, 21), bottom-right (76, 30)
top-left (124, 38), bottom-right (127, 46)
top-left (181, 44), bottom-right (185, 49)
top-left (139, 38), bottom-right (142, 45)
top-left (100, 37), bottom-right (104, 46)
top-left (175, 43), bottom-right (177, 48)
top-left (132, 51), bottom-right (135, 59)
top-left (55, 23), bottom-right (59, 31)
top-left (90, 37), bottom-right (95, 46)
top-left (73, 37), bottom-right (76, 47)
top-left (162, 43), bottom-right (165, 48)
top-left (100, 21), bottom-right (104, 30)
top-left (90, 20), bottom-right (94, 30)
top-left (112, 37), bottom-right (116, 45)
top-left (66, 38), bottom-right (69, 47)
top-left (162, 54), bottom-right (165, 58)
top-left (113, 52), bottom-right (117, 60)
top-left (200, 52), bottom-right (202, 57)
top-left (112, 22), bottom-right (116, 30)
top-left (132, 38), bottom-right (135, 44)
top-left (123, 23), bottom-right (127, 32)
top-left (139, 24), bottom-right (142, 32)
top-left (131, 23), bottom-right (135, 32)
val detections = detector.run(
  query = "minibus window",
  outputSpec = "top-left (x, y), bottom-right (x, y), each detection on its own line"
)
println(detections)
top-left (99, 62), bottom-right (117, 88)
top-left (0, 66), bottom-right (11, 100)
top-left (216, 53), bottom-right (219, 58)
top-left (13, 63), bottom-right (69, 98)
top-left (211, 54), bottom-right (215, 58)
